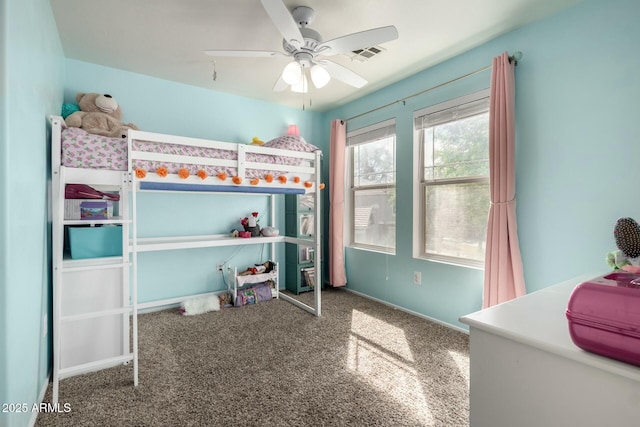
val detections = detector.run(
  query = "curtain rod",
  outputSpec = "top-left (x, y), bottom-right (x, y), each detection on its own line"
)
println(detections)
top-left (344, 51), bottom-right (523, 123)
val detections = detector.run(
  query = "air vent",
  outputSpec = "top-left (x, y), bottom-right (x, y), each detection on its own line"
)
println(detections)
top-left (347, 45), bottom-right (386, 62)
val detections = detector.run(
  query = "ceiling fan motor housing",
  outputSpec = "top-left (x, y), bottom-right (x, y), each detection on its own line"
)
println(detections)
top-left (282, 27), bottom-right (322, 57)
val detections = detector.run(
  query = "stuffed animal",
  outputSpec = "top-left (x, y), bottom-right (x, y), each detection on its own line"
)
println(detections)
top-left (65, 93), bottom-right (139, 138)
top-left (218, 292), bottom-right (233, 307)
top-left (179, 295), bottom-right (220, 316)
top-left (250, 137), bottom-right (264, 146)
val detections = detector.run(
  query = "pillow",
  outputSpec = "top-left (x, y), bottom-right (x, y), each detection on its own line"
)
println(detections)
top-left (263, 135), bottom-right (319, 152)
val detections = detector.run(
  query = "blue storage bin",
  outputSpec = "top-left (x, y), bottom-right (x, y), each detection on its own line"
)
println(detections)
top-left (68, 225), bottom-right (123, 259)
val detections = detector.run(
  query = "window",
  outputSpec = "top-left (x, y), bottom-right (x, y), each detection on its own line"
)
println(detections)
top-left (413, 90), bottom-right (490, 268)
top-left (347, 119), bottom-right (396, 253)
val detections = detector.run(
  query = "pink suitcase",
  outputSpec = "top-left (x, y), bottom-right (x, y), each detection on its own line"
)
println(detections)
top-left (565, 272), bottom-right (640, 366)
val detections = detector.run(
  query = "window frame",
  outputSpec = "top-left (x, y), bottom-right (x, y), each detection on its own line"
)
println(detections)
top-left (346, 119), bottom-right (397, 254)
top-left (412, 89), bottom-right (491, 268)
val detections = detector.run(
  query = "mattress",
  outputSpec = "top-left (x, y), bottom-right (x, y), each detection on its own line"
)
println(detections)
top-left (60, 127), bottom-right (318, 179)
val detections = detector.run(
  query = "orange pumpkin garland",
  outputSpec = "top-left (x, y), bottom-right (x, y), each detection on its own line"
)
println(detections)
top-left (250, 178), bottom-right (259, 185)
top-left (156, 166), bottom-right (168, 178)
top-left (265, 174), bottom-right (274, 183)
top-left (278, 175), bottom-right (287, 184)
top-left (178, 168), bottom-right (190, 179)
top-left (135, 168), bottom-right (147, 179)
top-left (196, 170), bottom-right (208, 180)
top-left (293, 176), bottom-right (301, 184)
top-left (217, 172), bottom-right (227, 181)
top-left (232, 176), bottom-right (242, 185)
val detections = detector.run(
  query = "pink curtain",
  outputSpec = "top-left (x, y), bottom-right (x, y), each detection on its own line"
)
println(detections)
top-left (483, 52), bottom-right (526, 308)
top-left (329, 119), bottom-right (347, 286)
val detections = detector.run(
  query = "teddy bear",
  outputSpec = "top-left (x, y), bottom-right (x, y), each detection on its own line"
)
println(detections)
top-left (64, 93), bottom-right (139, 138)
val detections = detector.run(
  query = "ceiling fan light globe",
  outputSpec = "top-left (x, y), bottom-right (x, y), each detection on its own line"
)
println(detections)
top-left (291, 75), bottom-right (308, 93)
top-left (310, 65), bottom-right (331, 88)
top-left (282, 61), bottom-right (302, 85)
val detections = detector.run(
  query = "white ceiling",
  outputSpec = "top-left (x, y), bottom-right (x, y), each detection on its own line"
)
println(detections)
top-left (49, 0), bottom-right (582, 111)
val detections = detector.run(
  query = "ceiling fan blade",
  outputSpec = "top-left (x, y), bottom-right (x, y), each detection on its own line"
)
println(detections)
top-left (260, 0), bottom-right (304, 49)
top-left (272, 75), bottom-right (288, 92)
top-left (319, 60), bottom-right (367, 88)
top-left (204, 50), bottom-right (286, 58)
top-left (318, 26), bottom-right (399, 55)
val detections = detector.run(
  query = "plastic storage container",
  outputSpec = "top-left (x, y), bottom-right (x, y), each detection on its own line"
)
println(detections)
top-left (67, 225), bottom-right (123, 259)
top-left (565, 272), bottom-right (640, 366)
top-left (65, 199), bottom-right (114, 220)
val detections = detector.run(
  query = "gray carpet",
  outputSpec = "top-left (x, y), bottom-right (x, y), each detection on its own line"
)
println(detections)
top-left (37, 288), bottom-right (469, 426)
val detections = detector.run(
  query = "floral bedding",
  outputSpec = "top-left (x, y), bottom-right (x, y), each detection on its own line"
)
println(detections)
top-left (60, 128), bottom-right (319, 178)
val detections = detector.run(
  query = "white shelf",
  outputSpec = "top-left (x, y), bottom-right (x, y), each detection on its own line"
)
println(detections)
top-left (61, 256), bottom-right (128, 272)
top-left (130, 234), bottom-right (285, 252)
top-left (283, 236), bottom-right (314, 246)
top-left (64, 217), bottom-right (131, 226)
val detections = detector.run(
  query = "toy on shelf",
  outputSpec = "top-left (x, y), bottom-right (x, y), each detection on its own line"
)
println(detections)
top-left (260, 226), bottom-right (279, 237)
top-left (241, 212), bottom-right (260, 237)
top-left (237, 261), bottom-right (275, 276)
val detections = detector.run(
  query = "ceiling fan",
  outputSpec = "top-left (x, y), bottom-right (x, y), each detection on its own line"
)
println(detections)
top-left (205, 0), bottom-right (398, 93)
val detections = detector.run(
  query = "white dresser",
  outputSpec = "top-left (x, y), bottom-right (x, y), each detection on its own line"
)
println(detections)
top-left (460, 273), bottom-right (640, 427)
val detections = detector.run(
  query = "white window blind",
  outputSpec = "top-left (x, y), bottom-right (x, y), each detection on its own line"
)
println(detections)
top-left (414, 96), bottom-right (489, 130)
top-left (347, 119), bottom-right (396, 146)
top-left (412, 89), bottom-right (490, 267)
top-left (347, 119), bottom-right (396, 253)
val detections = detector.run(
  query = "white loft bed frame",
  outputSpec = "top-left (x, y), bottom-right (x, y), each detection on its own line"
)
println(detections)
top-left (50, 116), bottom-right (322, 403)
top-left (126, 127), bottom-right (323, 317)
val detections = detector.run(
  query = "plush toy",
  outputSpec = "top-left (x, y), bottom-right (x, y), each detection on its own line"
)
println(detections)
top-left (250, 137), bottom-right (264, 146)
top-left (61, 103), bottom-right (80, 119)
top-left (179, 295), bottom-right (220, 316)
top-left (607, 217), bottom-right (640, 273)
top-left (65, 93), bottom-right (139, 138)
top-left (218, 292), bottom-right (233, 307)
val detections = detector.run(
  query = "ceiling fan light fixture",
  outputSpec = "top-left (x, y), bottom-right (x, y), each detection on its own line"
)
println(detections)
top-left (310, 64), bottom-right (330, 88)
top-left (291, 74), bottom-right (308, 93)
top-left (282, 61), bottom-right (302, 85)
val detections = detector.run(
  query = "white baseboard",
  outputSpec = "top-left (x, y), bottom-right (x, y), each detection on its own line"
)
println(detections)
top-left (342, 287), bottom-right (469, 334)
top-left (29, 372), bottom-right (51, 427)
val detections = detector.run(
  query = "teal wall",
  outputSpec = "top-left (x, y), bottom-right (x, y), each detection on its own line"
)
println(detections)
top-left (323, 0), bottom-right (640, 329)
top-left (0, 0), bottom-right (64, 426)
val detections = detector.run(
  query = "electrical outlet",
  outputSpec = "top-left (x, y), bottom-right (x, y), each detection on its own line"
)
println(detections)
top-left (217, 263), bottom-right (224, 271)
top-left (413, 271), bottom-right (421, 285)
